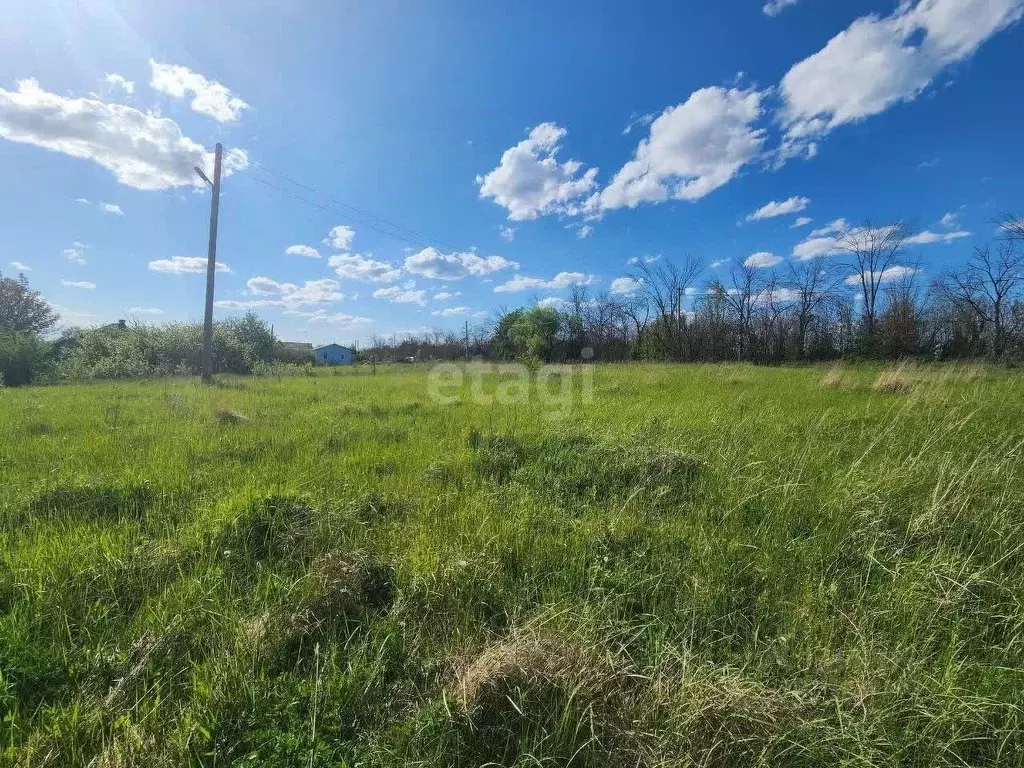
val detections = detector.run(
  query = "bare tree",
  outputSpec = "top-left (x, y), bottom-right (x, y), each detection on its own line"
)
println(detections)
top-left (998, 213), bottom-right (1024, 242)
top-left (786, 257), bottom-right (844, 359)
top-left (712, 263), bottom-right (766, 361)
top-left (939, 238), bottom-right (1024, 358)
top-left (632, 256), bottom-right (702, 360)
top-left (614, 292), bottom-right (650, 349)
top-left (566, 284), bottom-right (590, 354)
top-left (878, 259), bottom-right (925, 358)
top-left (836, 222), bottom-right (910, 339)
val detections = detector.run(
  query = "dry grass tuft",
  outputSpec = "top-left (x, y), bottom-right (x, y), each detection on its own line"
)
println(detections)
top-left (457, 633), bottom-right (592, 713)
top-left (644, 656), bottom-right (827, 764)
top-left (873, 363), bottom-right (914, 393)
top-left (453, 627), bottom-right (641, 762)
top-left (819, 364), bottom-right (849, 389)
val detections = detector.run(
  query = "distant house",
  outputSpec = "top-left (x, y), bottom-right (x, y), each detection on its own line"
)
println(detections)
top-left (315, 343), bottom-right (356, 366)
top-left (277, 341), bottom-right (314, 363)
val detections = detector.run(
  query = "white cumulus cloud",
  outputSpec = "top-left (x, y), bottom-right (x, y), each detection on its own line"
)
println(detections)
top-left (598, 87), bottom-right (766, 211)
top-left (215, 277), bottom-right (342, 309)
top-left (323, 225), bottom-right (355, 250)
top-left (0, 78), bottom-right (248, 190)
top-left (373, 284), bottom-right (426, 306)
top-left (744, 251), bottom-right (783, 268)
top-left (328, 253), bottom-right (402, 283)
top-left (536, 296), bottom-right (568, 310)
top-left (845, 266), bottom-right (919, 286)
top-left (127, 307), bottom-right (164, 315)
top-left (101, 202), bottom-right (124, 215)
top-left (778, 0), bottom-right (1024, 158)
top-left (286, 244), bottom-right (320, 259)
top-left (809, 218), bottom-right (850, 237)
top-left (793, 236), bottom-right (843, 260)
top-left (245, 276), bottom-right (342, 305)
top-left (791, 216), bottom-right (813, 228)
top-left (404, 247), bottom-right (518, 281)
top-left (149, 256), bottom-right (231, 274)
top-left (793, 218), bottom-right (970, 261)
top-left (433, 291), bottom-right (461, 301)
top-left (476, 122), bottom-right (598, 221)
top-left (493, 271), bottom-right (595, 293)
top-left (905, 229), bottom-right (971, 245)
top-left (9, 261), bottom-right (30, 271)
top-left (61, 280), bottom-right (95, 289)
top-left (610, 277), bottom-right (643, 296)
top-left (149, 60), bottom-right (249, 123)
top-left (431, 306), bottom-right (472, 317)
top-left (285, 309), bottom-right (372, 328)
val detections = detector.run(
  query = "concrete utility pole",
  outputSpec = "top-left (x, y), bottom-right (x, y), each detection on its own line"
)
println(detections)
top-left (194, 143), bottom-right (223, 383)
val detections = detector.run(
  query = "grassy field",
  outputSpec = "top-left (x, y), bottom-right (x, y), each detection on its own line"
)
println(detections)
top-left (1, 362), bottom-right (1023, 767)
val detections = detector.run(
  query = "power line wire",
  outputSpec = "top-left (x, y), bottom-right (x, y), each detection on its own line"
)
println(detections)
top-left (246, 160), bottom-right (463, 252)
top-left (243, 171), bottom-right (437, 251)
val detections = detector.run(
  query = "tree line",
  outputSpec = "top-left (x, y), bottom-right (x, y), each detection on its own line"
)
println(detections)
top-left (363, 214), bottom-right (1024, 365)
top-left (0, 274), bottom-right (309, 385)
top-left (2, 214), bottom-right (1022, 385)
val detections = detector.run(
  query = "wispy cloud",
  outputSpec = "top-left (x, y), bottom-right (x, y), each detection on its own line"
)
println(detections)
top-left (149, 256), bottom-right (231, 274)
top-left (745, 196), bottom-right (810, 222)
top-left (762, 0), bottom-right (799, 17)
top-left (104, 73), bottom-right (135, 95)
top-left (149, 60), bottom-right (249, 123)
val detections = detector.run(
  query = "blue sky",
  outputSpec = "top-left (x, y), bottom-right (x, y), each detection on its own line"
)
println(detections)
top-left (2, 0), bottom-right (1022, 345)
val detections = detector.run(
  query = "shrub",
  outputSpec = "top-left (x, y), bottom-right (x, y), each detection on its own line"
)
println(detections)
top-left (0, 330), bottom-right (51, 386)
top-left (51, 312), bottom-right (301, 382)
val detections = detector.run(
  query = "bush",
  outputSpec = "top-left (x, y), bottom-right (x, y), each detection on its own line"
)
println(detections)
top-left (0, 330), bottom-right (51, 386)
top-left (51, 313), bottom-right (298, 382)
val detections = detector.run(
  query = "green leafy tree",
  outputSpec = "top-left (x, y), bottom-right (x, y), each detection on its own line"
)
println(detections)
top-left (0, 271), bottom-right (59, 334)
top-left (225, 311), bottom-right (278, 366)
top-left (508, 307), bottom-right (562, 362)
top-left (0, 330), bottom-right (51, 386)
top-left (490, 309), bottom-right (526, 360)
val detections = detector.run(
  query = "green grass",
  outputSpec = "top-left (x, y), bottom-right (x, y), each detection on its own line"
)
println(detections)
top-left (1, 362), bottom-right (1023, 766)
